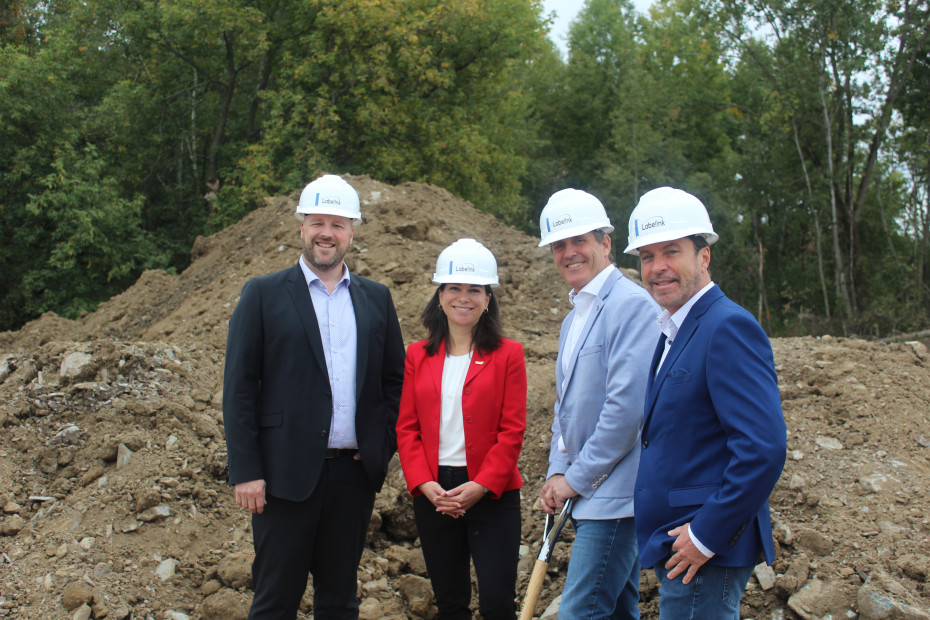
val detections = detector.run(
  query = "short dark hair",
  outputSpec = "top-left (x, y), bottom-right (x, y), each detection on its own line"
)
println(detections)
top-left (688, 234), bottom-right (709, 252)
top-left (421, 285), bottom-right (504, 356)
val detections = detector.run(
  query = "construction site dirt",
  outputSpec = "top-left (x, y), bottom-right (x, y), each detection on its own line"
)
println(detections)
top-left (1, 176), bottom-right (928, 619)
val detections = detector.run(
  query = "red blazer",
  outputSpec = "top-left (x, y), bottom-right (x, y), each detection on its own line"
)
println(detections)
top-left (396, 338), bottom-right (527, 498)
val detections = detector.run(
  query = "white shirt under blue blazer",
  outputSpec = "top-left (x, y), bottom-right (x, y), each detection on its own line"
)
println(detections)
top-left (547, 267), bottom-right (661, 521)
top-left (635, 284), bottom-right (787, 569)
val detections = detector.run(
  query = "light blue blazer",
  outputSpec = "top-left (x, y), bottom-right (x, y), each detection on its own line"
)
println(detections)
top-left (547, 268), bottom-right (661, 520)
top-left (635, 285), bottom-right (787, 569)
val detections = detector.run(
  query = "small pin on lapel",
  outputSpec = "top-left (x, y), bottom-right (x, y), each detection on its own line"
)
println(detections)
top-left (475, 360), bottom-right (484, 365)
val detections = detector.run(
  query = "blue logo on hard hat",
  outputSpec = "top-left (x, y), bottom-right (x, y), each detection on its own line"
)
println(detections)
top-left (448, 261), bottom-right (476, 274)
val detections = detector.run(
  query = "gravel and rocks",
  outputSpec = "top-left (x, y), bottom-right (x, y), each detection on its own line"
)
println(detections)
top-left (1, 175), bottom-right (928, 618)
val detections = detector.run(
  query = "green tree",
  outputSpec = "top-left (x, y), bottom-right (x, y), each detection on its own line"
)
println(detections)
top-left (537, 0), bottom-right (745, 283)
top-left (892, 22), bottom-right (930, 325)
top-left (17, 144), bottom-right (154, 321)
top-left (0, 39), bottom-right (155, 328)
top-left (705, 0), bottom-right (930, 331)
top-left (220, 0), bottom-right (548, 227)
top-left (2, 0), bottom-right (549, 330)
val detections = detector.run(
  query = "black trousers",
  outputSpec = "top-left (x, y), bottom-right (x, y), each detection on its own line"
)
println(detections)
top-left (413, 466), bottom-right (522, 620)
top-left (248, 454), bottom-right (375, 620)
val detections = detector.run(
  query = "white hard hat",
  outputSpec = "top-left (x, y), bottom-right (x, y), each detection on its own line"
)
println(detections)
top-left (295, 175), bottom-right (361, 223)
top-left (538, 188), bottom-right (614, 247)
top-left (624, 187), bottom-right (718, 255)
top-left (433, 238), bottom-right (500, 288)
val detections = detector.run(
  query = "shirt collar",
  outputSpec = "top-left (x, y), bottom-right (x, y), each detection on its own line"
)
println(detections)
top-left (298, 256), bottom-right (351, 290)
top-left (568, 264), bottom-right (617, 307)
top-left (657, 281), bottom-right (715, 342)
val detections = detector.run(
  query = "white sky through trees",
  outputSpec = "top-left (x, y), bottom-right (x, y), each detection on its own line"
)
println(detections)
top-left (542, 0), bottom-right (656, 57)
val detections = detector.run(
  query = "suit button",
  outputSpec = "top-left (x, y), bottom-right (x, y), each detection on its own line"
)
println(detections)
top-left (642, 440), bottom-right (648, 449)
top-left (467, 443), bottom-right (474, 451)
top-left (465, 417), bottom-right (473, 423)
top-left (321, 430), bottom-right (328, 438)
top-left (464, 388), bottom-right (471, 395)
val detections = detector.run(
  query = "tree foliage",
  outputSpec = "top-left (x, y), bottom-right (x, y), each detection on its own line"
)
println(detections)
top-left (530, 0), bottom-right (930, 335)
top-left (2, 0), bottom-right (928, 336)
top-left (0, 0), bottom-right (547, 331)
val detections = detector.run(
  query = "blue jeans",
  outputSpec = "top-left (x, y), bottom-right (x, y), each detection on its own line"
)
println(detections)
top-left (655, 563), bottom-right (753, 620)
top-left (559, 517), bottom-right (640, 620)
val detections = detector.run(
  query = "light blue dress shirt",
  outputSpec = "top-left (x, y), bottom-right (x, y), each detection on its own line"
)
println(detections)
top-left (299, 257), bottom-right (358, 449)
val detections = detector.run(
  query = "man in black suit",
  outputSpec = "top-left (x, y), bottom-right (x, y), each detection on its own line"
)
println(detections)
top-left (223, 174), bottom-right (405, 619)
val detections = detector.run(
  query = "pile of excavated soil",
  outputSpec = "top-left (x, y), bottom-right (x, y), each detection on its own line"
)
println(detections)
top-left (1, 175), bottom-right (929, 620)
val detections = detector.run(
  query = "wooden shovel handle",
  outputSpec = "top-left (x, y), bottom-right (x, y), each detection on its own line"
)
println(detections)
top-left (519, 559), bottom-right (550, 620)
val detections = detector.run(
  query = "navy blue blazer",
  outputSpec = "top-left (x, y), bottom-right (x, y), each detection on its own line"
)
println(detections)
top-left (634, 285), bottom-right (786, 569)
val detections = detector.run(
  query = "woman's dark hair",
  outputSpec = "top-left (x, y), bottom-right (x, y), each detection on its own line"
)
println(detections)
top-left (421, 284), bottom-right (504, 356)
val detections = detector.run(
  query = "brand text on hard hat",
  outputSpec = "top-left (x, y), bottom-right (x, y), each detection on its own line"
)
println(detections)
top-left (451, 262), bottom-right (476, 274)
top-left (636, 216), bottom-right (666, 236)
top-left (549, 214), bottom-right (573, 230)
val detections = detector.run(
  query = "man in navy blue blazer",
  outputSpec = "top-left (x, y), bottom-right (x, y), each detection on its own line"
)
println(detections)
top-left (624, 187), bottom-right (786, 619)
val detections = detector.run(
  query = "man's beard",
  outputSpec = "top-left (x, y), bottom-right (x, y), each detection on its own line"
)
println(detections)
top-left (302, 241), bottom-right (345, 272)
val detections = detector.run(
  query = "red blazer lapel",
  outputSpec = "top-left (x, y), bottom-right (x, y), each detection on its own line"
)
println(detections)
top-left (465, 348), bottom-right (490, 386)
top-left (426, 340), bottom-right (446, 396)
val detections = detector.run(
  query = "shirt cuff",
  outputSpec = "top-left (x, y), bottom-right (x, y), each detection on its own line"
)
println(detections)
top-left (688, 525), bottom-right (715, 558)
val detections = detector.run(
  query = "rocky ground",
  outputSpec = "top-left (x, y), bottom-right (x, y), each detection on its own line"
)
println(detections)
top-left (1, 175), bottom-right (929, 620)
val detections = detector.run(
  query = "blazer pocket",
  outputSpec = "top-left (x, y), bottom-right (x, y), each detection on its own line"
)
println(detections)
top-left (258, 414), bottom-right (283, 428)
top-left (578, 344), bottom-right (602, 358)
top-left (664, 368), bottom-right (691, 385)
top-left (668, 483), bottom-right (720, 508)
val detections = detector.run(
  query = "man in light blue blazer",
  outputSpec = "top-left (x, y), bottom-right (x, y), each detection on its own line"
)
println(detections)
top-left (624, 187), bottom-right (786, 619)
top-left (537, 188), bottom-right (660, 619)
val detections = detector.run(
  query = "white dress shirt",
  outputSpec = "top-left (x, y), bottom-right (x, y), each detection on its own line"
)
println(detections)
top-left (557, 264), bottom-right (617, 454)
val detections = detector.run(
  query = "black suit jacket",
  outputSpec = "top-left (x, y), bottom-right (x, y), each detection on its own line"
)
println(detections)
top-left (223, 263), bottom-right (405, 500)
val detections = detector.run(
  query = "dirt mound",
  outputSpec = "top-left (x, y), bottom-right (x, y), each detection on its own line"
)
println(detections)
top-left (1, 175), bottom-right (928, 619)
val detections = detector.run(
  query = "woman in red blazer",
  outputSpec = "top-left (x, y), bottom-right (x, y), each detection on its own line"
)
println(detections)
top-left (397, 239), bottom-right (527, 620)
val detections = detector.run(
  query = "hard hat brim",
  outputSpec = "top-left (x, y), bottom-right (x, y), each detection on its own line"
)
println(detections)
top-left (295, 209), bottom-right (362, 224)
top-left (432, 275), bottom-right (500, 289)
top-left (624, 230), bottom-right (719, 255)
top-left (537, 224), bottom-right (615, 247)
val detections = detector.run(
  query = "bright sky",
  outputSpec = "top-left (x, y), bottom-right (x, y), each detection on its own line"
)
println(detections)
top-left (542, 0), bottom-right (655, 57)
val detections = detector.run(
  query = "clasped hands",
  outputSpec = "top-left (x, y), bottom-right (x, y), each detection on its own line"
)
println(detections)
top-left (418, 481), bottom-right (486, 518)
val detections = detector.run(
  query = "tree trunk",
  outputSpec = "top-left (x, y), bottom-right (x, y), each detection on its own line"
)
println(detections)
top-left (204, 32), bottom-right (240, 202)
top-left (792, 119), bottom-right (831, 320)
top-left (819, 52), bottom-right (854, 323)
